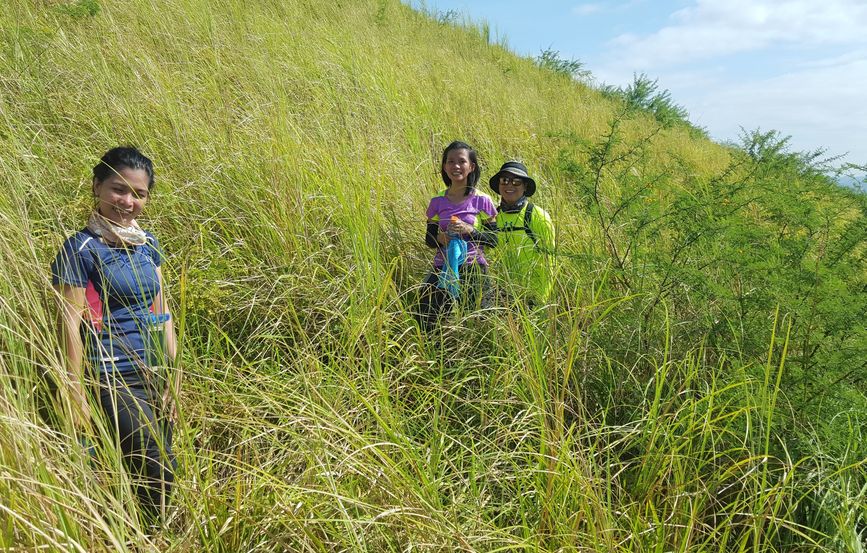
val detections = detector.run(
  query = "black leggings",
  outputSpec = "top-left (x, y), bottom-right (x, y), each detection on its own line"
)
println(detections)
top-left (98, 371), bottom-right (175, 524)
top-left (415, 264), bottom-right (493, 331)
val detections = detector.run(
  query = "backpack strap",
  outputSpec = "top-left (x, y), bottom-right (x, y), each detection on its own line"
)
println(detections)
top-left (523, 203), bottom-right (538, 246)
top-left (76, 235), bottom-right (104, 333)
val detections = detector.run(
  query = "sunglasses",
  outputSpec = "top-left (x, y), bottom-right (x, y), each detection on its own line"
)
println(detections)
top-left (499, 175), bottom-right (525, 186)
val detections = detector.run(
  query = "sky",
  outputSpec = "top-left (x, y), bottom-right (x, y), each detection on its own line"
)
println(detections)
top-left (413, 0), bottom-right (867, 182)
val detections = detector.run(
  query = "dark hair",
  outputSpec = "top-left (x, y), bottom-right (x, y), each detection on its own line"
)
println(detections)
top-left (440, 140), bottom-right (481, 196)
top-left (92, 146), bottom-right (155, 190)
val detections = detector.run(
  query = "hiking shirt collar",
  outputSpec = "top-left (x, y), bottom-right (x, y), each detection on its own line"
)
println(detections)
top-left (498, 195), bottom-right (528, 214)
top-left (442, 188), bottom-right (477, 205)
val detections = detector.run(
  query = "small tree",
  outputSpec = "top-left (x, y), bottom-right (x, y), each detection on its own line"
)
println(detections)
top-left (535, 48), bottom-right (592, 82)
top-left (601, 73), bottom-right (702, 134)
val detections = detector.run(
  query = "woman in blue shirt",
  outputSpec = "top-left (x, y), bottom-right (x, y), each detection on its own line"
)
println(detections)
top-left (52, 146), bottom-right (178, 525)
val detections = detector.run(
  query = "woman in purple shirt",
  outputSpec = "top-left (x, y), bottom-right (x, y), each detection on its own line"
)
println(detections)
top-left (416, 141), bottom-right (498, 330)
top-left (53, 146), bottom-right (178, 525)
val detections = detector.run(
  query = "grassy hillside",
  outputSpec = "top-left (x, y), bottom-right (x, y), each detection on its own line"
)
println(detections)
top-left (1, 0), bottom-right (865, 551)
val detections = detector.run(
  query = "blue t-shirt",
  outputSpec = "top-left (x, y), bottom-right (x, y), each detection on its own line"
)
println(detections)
top-left (52, 228), bottom-right (162, 373)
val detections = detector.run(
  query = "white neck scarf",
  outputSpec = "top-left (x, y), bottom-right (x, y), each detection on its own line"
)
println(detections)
top-left (87, 210), bottom-right (147, 246)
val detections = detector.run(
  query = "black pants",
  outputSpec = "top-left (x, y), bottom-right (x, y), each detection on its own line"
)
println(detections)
top-left (415, 264), bottom-right (493, 331)
top-left (98, 370), bottom-right (175, 524)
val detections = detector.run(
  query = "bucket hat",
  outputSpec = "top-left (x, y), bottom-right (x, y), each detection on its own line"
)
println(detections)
top-left (489, 161), bottom-right (537, 197)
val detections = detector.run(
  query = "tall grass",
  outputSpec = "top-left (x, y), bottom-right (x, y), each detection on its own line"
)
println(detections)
top-left (0, 0), bottom-right (864, 550)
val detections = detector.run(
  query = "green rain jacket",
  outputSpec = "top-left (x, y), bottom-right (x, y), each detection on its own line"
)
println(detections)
top-left (492, 202), bottom-right (556, 303)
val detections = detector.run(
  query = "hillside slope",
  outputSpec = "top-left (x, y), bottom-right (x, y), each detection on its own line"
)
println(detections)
top-left (1, 0), bottom-right (865, 551)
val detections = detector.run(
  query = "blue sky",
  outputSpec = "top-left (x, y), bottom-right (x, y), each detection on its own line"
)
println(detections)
top-left (412, 0), bottom-right (867, 181)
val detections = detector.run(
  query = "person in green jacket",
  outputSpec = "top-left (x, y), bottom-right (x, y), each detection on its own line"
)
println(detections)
top-left (488, 161), bottom-right (556, 305)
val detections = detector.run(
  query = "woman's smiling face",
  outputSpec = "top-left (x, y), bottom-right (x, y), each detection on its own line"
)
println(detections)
top-left (498, 174), bottom-right (526, 205)
top-left (443, 148), bottom-right (475, 186)
top-left (93, 167), bottom-right (150, 225)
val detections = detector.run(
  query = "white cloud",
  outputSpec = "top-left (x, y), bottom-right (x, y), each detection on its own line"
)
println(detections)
top-left (572, 3), bottom-right (604, 15)
top-left (582, 1), bottom-right (867, 172)
top-left (685, 51), bottom-right (867, 163)
top-left (610, 0), bottom-right (867, 68)
top-left (571, 0), bottom-right (648, 17)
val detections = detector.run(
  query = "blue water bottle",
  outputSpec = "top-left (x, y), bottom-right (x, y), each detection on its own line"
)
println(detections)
top-left (438, 216), bottom-right (467, 298)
